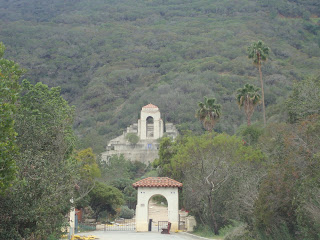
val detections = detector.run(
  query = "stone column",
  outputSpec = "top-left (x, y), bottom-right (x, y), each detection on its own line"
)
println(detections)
top-left (135, 189), bottom-right (148, 231)
top-left (154, 119), bottom-right (160, 139)
top-left (140, 118), bottom-right (147, 140)
top-left (69, 199), bottom-right (75, 239)
top-left (167, 188), bottom-right (179, 232)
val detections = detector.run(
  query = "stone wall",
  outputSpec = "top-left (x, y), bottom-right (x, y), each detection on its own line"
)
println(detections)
top-left (101, 147), bottom-right (159, 165)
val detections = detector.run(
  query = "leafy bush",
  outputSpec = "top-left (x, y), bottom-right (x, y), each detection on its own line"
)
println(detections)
top-left (98, 125), bottom-right (111, 135)
top-left (96, 112), bottom-right (112, 122)
top-left (224, 223), bottom-right (254, 240)
top-left (193, 224), bottom-right (216, 238)
top-left (119, 206), bottom-right (135, 219)
top-left (256, 224), bottom-right (292, 240)
top-left (151, 195), bottom-right (168, 206)
top-left (125, 133), bottom-right (140, 145)
top-left (236, 124), bottom-right (263, 145)
top-left (47, 234), bottom-right (60, 240)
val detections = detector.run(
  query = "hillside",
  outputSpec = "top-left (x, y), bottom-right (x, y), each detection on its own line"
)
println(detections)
top-left (1, 0), bottom-right (319, 152)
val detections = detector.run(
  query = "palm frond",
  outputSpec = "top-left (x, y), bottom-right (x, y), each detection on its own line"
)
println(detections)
top-left (196, 97), bottom-right (221, 131)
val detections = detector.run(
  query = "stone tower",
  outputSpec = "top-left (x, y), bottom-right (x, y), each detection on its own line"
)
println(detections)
top-left (101, 103), bottom-right (178, 164)
top-left (138, 104), bottom-right (164, 140)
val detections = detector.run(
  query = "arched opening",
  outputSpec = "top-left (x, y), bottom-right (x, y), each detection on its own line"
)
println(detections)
top-left (148, 194), bottom-right (168, 231)
top-left (146, 116), bottom-right (154, 138)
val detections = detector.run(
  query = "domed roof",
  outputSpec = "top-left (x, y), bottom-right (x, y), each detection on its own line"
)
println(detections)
top-left (142, 103), bottom-right (159, 109)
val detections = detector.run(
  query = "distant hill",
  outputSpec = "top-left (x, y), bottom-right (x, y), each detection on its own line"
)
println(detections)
top-left (1, 0), bottom-right (319, 153)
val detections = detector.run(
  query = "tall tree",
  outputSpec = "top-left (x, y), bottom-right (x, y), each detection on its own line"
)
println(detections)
top-left (74, 148), bottom-right (101, 202)
top-left (196, 97), bottom-right (221, 131)
top-left (286, 76), bottom-right (320, 123)
top-left (170, 133), bottom-right (264, 234)
top-left (0, 80), bottom-right (77, 239)
top-left (255, 116), bottom-right (320, 239)
top-left (0, 43), bottom-right (24, 193)
top-left (152, 136), bottom-right (179, 178)
top-left (236, 84), bottom-right (261, 126)
top-left (248, 40), bottom-right (270, 126)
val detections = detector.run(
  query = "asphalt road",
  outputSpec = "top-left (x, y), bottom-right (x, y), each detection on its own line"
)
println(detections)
top-left (77, 231), bottom-right (210, 240)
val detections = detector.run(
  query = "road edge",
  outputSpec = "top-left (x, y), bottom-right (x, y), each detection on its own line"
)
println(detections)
top-left (179, 231), bottom-right (220, 240)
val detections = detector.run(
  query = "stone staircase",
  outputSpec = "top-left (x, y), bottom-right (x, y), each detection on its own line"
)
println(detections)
top-left (146, 124), bottom-right (154, 138)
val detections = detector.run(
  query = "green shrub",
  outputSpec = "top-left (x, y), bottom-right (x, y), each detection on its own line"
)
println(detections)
top-left (236, 124), bottom-right (263, 146)
top-left (256, 224), bottom-right (292, 240)
top-left (98, 125), bottom-right (111, 135)
top-left (96, 112), bottom-right (111, 122)
top-left (224, 223), bottom-right (254, 240)
top-left (193, 224), bottom-right (216, 238)
top-left (125, 133), bottom-right (139, 145)
top-left (47, 234), bottom-right (60, 240)
top-left (151, 195), bottom-right (168, 206)
top-left (119, 206), bottom-right (135, 219)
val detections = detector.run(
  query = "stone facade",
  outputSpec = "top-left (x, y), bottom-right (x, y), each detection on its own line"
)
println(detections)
top-left (101, 104), bottom-right (178, 164)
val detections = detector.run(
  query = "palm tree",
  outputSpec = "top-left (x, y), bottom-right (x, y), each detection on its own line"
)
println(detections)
top-left (248, 40), bottom-right (270, 126)
top-left (236, 84), bottom-right (261, 126)
top-left (196, 97), bottom-right (221, 131)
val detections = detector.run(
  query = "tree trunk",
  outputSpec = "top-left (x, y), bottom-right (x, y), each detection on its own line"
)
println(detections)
top-left (259, 64), bottom-right (266, 127)
top-left (208, 194), bottom-right (219, 235)
top-left (245, 98), bottom-right (252, 126)
top-left (247, 116), bottom-right (251, 126)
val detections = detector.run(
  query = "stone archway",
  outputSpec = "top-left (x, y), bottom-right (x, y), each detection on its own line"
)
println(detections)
top-left (148, 194), bottom-right (168, 231)
top-left (146, 116), bottom-right (154, 138)
top-left (132, 177), bottom-right (182, 232)
top-left (138, 104), bottom-right (164, 140)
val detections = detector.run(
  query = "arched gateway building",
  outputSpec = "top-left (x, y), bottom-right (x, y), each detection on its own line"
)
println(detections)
top-left (133, 177), bottom-right (182, 232)
top-left (101, 104), bottom-right (178, 164)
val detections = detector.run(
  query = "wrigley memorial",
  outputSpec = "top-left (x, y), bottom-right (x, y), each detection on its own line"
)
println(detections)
top-left (101, 104), bottom-right (178, 164)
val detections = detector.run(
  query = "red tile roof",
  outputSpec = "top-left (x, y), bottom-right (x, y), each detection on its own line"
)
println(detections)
top-left (132, 177), bottom-right (183, 188)
top-left (142, 103), bottom-right (159, 109)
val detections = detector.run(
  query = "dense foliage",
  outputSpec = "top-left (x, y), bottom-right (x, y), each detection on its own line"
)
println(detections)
top-left (286, 76), bottom-right (320, 123)
top-left (154, 78), bottom-right (320, 239)
top-left (88, 182), bottom-right (124, 220)
top-left (119, 205), bottom-right (135, 219)
top-left (0, 43), bottom-right (23, 193)
top-left (74, 148), bottom-right (101, 204)
top-left (0, 47), bottom-right (117, 239)
top-left (0, 78), bottom-right (77, 239)
top-left (1, 0), bottom-right (319, 152)
top-left (99, 155), bottom-right (150, 209)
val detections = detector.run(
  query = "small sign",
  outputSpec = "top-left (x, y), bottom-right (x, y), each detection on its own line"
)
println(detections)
top-left (141, 204), bottom-right (145, 207)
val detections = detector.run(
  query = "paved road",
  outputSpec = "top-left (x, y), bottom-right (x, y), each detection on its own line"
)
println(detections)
top-left (77, 231), bottom-right (208, 240)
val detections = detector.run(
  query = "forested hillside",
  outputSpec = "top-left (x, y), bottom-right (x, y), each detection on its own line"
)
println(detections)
top-left (1, 0), bottom-right (319, 152)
